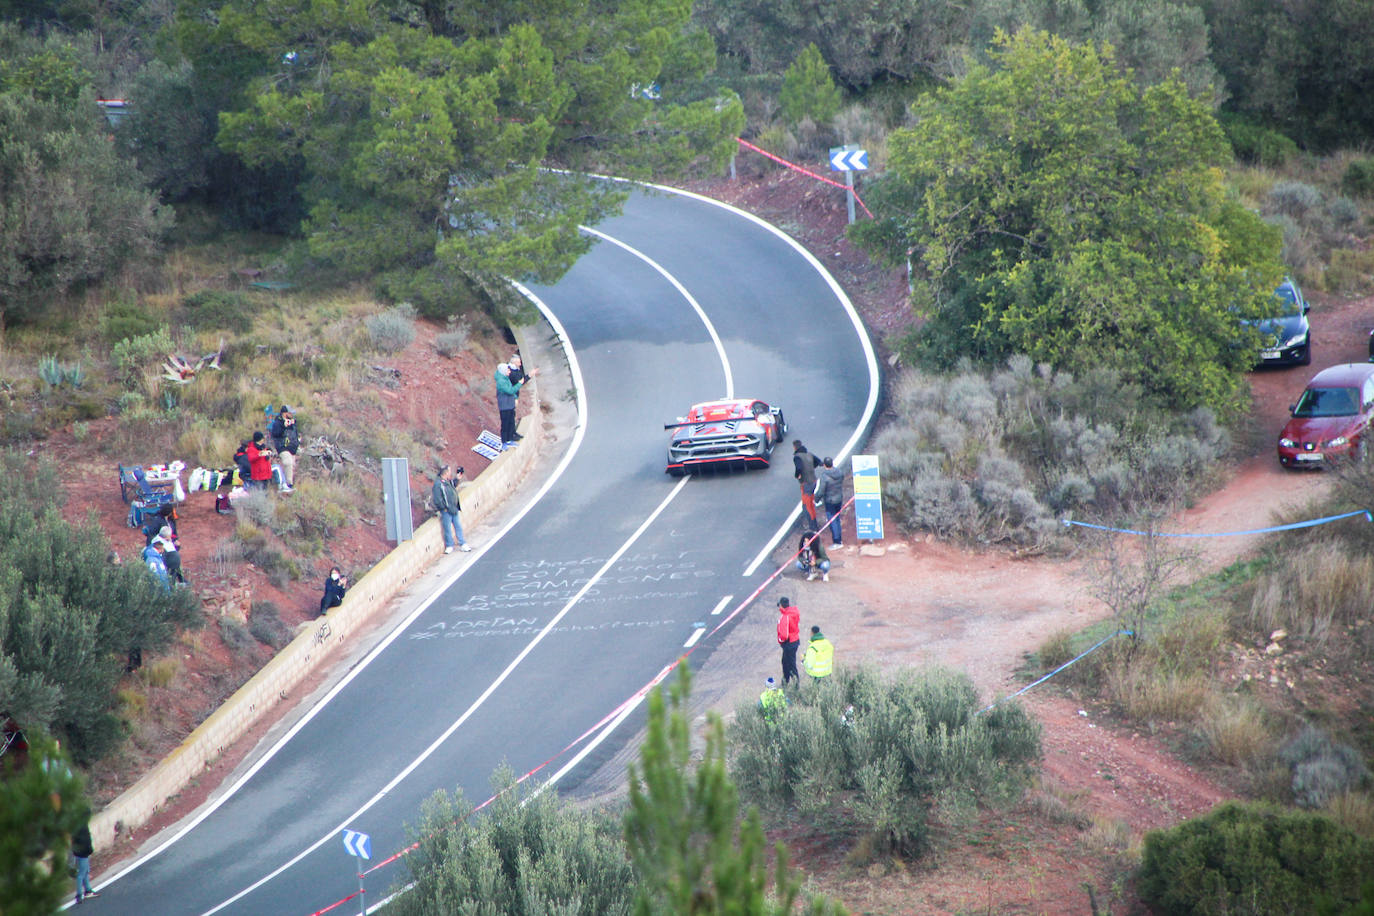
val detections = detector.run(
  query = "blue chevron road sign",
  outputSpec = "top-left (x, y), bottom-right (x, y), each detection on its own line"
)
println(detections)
top-left (828, 146), bottom-right (869, 172)
top-left (341, 829), bottom-right (371, 860)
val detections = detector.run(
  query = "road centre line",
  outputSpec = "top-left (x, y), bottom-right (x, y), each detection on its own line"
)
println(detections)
top-left (147, 285), bottom-right (587, 913)
top-left (579, 224), bottom-right (734, 400)
top-left (683, 627), bottom-right (706, 648)
top-left (191, 247), bottom-right (736, 912)
top-left (710, 594), bottom-right (733, 615)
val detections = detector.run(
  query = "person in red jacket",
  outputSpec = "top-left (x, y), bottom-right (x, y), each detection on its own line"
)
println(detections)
top-left (776, 596), bottom-right (801, 687)
top-left (246, 431), bottom-right (275, 490)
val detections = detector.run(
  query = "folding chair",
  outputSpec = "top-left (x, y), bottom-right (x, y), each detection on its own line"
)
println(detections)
top-left (132, 466), bottom-right (177, 508)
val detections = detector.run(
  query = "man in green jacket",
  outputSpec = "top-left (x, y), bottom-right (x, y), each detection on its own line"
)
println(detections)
top-left (803, 626), bottom-right (834, 681)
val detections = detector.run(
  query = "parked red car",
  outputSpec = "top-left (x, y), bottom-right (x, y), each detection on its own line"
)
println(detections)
top-left (1277, 363), bottom-right (1374, 467)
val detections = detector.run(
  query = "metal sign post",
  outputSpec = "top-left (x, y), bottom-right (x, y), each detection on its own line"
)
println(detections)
top-left (342, 829), bottom-right (372, 915)
top-left (828, 145), bottom-right (869, 225)
top-left (381, 457), bottom-right (413, 543)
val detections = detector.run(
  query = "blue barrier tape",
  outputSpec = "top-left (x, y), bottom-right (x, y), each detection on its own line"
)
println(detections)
top-left (1061, 509), bottom-right (1372, 538)
top-left (977, 629), bottom-right (1133, 715)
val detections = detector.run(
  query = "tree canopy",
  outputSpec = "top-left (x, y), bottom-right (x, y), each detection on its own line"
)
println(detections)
top-left (0, 24), bottom-right (170, 328)
top-left (174, 0), bottom-right (743, 316)
top-left (851, 28), bottom-right (1282, 412)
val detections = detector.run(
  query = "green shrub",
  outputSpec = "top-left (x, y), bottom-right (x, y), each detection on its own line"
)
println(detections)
top-left (183, 289), bottom-right (254, 333)
top-left (727, 665), bottom-right (1040, 859)
top-left (1267, 181), bottom-right (1323, 220)
top-left (0, 452), bottom-right (200, 763)
top-left (1138, 801), bottom-right (1374, 914)
top-left (365, 303), bottom-right (417, 353)
top-left (102, 299), bottom-right (162, 345)
top-left (395, 769), bottom-right (637, 916)
top-left (248, 600), bottom-right (293, 649)
top-left (218, 616), bottom-right (256, 653)
top-left (1220, 113), bottom-right (1299, 167)
top-left (37, 356), bottom-right (62, 387)
top-left (1342, 157), bottom-right (1374, 199)
top-left (111, 327), bottom-right (175, 379)
top-left (1280, 727), bottom-right (1371, 809)
top-left (376, 267), bottom-right (488, 321)
top-left (433, 318), bottom-right (471, 358)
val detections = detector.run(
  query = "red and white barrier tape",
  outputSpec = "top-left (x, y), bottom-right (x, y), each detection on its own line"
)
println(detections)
top-left (734, 138), bottom-right (874, 219)
top-left (307, 495), bottom-right (856, 915)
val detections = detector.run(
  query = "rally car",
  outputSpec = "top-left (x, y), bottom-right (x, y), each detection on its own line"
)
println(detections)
top-left (665, 398), bottom-right (787, 476)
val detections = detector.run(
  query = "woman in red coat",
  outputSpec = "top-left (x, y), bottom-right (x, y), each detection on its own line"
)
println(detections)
top-left (246, 431), bottom-right (275, 490)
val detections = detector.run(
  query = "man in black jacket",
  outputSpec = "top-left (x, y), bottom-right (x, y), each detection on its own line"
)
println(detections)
top-left (269, 405), bottom-right (300, 492)
top-left (792, 440), bottom-right (820, 524)
top-left (72, 821), bottom-right (97, 903)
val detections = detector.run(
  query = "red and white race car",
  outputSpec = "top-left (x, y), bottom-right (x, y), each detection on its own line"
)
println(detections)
top-left (664, 398), bottom-right (788, 476)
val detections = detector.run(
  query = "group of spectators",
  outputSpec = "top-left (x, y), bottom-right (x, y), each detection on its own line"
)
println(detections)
top-left (494, 352), bottom-right (537, 449)
top-left (232, 406), bottom-right (301, 493)
top-left (762, 595), bottom-right (835, 720)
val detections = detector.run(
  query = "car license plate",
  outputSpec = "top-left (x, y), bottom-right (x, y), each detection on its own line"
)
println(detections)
top-left (1296, 453), bottom-right (1322, 462)
top-left (1261, 349), bottom-right (1282, 360)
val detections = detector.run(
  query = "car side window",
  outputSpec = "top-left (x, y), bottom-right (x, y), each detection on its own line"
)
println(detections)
top-left (1364, 377), bottom-right (1374, 410)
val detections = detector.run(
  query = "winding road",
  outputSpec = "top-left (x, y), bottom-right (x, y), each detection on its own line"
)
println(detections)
top-left (90, 184), bottom-right (880, 915)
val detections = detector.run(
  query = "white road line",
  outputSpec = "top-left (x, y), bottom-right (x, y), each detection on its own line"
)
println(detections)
top-left (682, 626), bottom-right (706, 648)
top-left (579, 224), bottom-right (734, 399)
top-left (709, 594), bottom-right (733, 616)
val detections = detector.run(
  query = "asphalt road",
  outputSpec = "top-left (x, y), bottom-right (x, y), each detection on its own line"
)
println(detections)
top-left (91, 184), bottom-right (879, 915)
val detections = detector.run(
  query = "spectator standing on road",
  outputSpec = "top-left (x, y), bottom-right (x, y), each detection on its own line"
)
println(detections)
top-left (804, 625), bottom-right (834, 681)
top-left (759, 677), bottom-right (787, 722)
top-left (506, 354), bottom-right (527, 440)
top-left (495, 364), bottom-right (519, 450)
top-left (817, 457), bottom-right (846, 546)
top-left (432, 465), bottom-right (471, 554)
top-left (793, 440), bottom-right (821, 524)
top-left (270, 405), bottom-right (300, 492)
top-left (776, 596), bottom-right (801, 687)
top-left (71, 821), bottom-right (97, 904)
top-left (153, 525), bottom-right (185, 585)
top-left (796, 530), bottom-right (831, 582)
top-left (320, 567), bottom-right (348, 616)
top-left (246, 431), bottom-right (274, 490)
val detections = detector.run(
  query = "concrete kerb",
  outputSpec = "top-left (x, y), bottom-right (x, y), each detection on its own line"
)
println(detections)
top-left (90, 327), bottom-right (545, 850)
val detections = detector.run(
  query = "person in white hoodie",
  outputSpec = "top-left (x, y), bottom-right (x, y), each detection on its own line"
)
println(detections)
top-left (153, 525), bottom-right (185, 584)
top-left (816, 457), bottom-right (846, 546)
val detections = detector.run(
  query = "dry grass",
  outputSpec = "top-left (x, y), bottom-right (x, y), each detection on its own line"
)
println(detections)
top-left (1324, 792), bottom-right (1374, 838)
top-left (1197, 695), bottom-right (1273, 767)
top-left (1243, 543), bottom-right (1374, 643)
top-left (139, 657), bottom-right (180, 689)
top-left (1079, 815), bottom-right (1134, 856)
top-left (1105, 663), bottom-right (1211, 722)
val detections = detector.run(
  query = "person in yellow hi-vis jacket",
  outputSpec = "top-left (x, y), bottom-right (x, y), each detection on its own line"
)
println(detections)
top-left (803, 626), bottom-right (834, 681)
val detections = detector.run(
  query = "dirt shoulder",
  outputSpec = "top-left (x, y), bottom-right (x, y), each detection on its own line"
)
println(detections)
top-left (58, 168), bottom-right (1374, 910)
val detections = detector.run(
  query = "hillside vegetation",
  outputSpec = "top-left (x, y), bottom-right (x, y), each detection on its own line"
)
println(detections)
top-left (4, 0), bottom-right (1374, 912)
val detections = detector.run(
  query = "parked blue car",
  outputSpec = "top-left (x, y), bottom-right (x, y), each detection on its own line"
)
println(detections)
top-left (1249, 277), bottom-right (1311, 367)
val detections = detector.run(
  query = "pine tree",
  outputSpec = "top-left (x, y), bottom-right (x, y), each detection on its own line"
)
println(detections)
top-left (624, 664), bottom-right (847, 916)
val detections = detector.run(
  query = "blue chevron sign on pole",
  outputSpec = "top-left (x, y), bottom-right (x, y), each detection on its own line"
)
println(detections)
top-left (342, 829), bottom-right (371, 860)
top-left (828, 146), bottom-right (869, 171)
top-left (828, 145), bottom-right (869, 224)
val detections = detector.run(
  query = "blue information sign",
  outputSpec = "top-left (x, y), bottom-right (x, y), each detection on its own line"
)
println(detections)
top-left (851, 455), bottom-right (884, 540)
